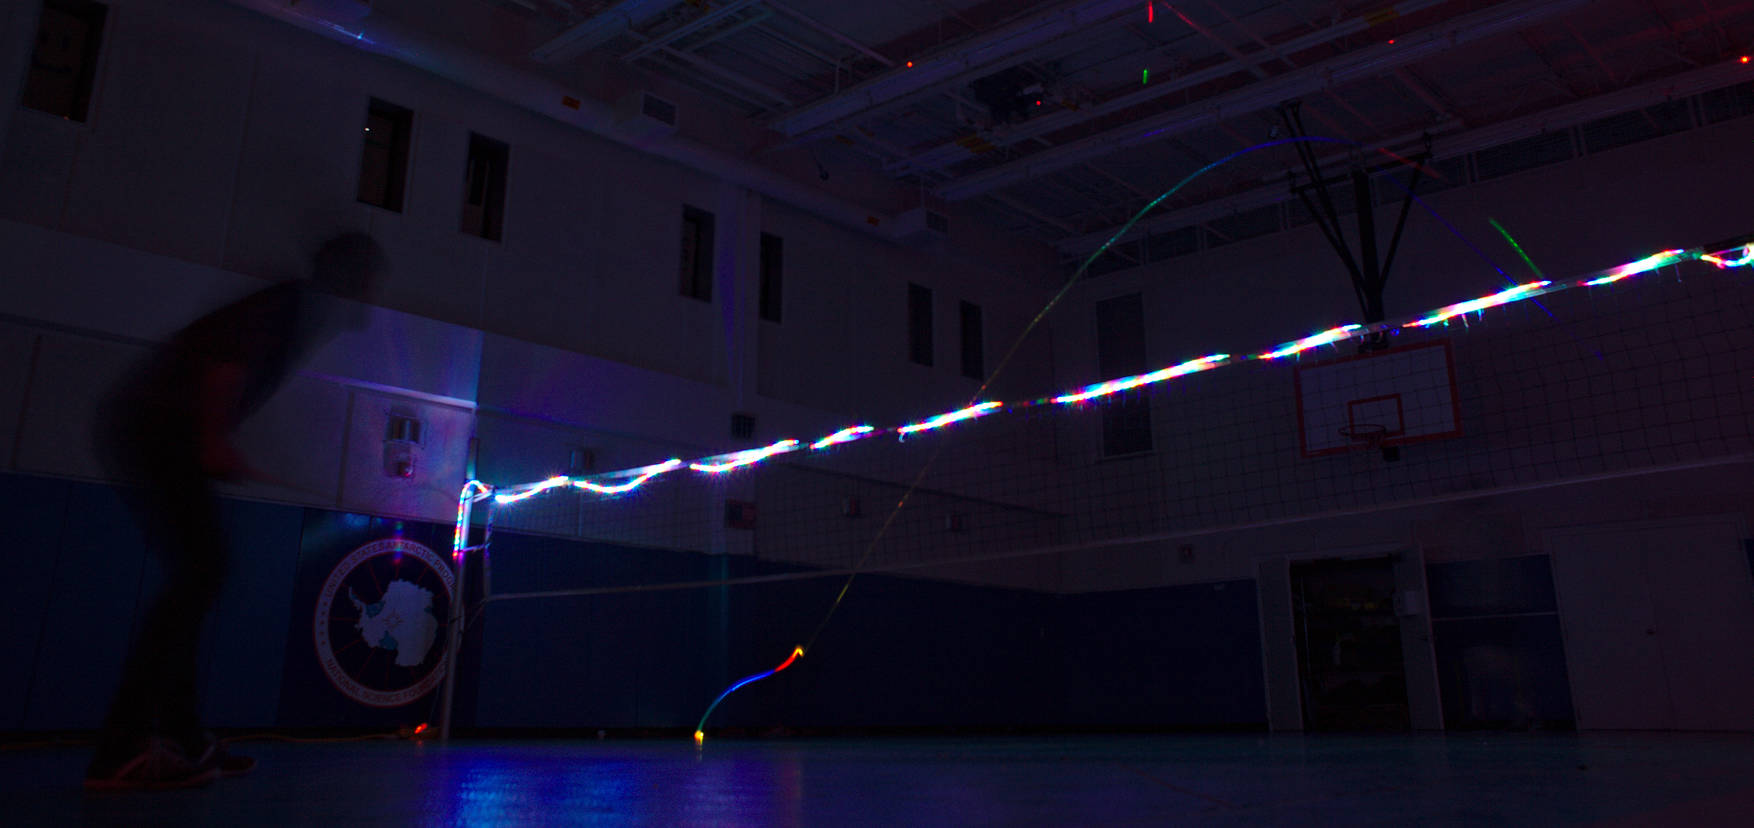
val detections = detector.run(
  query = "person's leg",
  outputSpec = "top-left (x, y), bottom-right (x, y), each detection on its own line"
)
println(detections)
top-left (89, 414), bottom-right (228, 782)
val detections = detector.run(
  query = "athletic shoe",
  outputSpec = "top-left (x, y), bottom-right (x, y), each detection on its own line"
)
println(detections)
top-left (188, 735), bottom-right (257, 778)
top-left (84, 737), bottom-right (220, 792)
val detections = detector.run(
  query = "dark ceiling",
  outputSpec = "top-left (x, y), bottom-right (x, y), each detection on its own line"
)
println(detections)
top-left (368, 0), bottom-right (1754, 260)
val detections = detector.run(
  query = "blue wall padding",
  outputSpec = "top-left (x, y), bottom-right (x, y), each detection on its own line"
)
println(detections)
top-left (1058, 581), bottom-right (1266, 727)
top-left (5, 472), bottom-right (1268, 732)
top-left (200, 498), bottom-right (305, 727)
top-left (24, 482), bottom-right (151, 730)
top-left (0, 474), bottom-right (71, 730)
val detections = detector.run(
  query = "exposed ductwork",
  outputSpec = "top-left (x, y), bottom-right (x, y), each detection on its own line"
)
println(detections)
top-left (938, 0), bottom-right (1595, 201)
top-left (1052, 59), bottom-right (1754, 258)
top-left (221, 0), bottom-right (896, 237)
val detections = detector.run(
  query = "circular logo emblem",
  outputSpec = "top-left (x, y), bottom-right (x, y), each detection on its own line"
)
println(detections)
top-left (314, 537), bottom-right (455, 707)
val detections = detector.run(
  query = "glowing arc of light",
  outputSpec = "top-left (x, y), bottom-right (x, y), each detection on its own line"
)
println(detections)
top-left (1701, 244), bottom-right (1754, 269)
top-left (1404, 281), bottom-right (1551, 328)
top-left (690, 440), bottom-right (802, 473)
top-left (494, 475), bottom-right (572, 505)
top-left (574, 459), bottom-right (684, 494)
top-left (1053, 355), bottom-right (1230, 403)
top-left (811, 426), bottom-right (876, 450)
top-left (897, 402), bottom-right (1004, 436)
top-left (695, 646), bottom-right (805, 745)
top-left (1582, 249), bottom-right (1686, 286)
top-left (1256, 325), bottom-right (1364, 360)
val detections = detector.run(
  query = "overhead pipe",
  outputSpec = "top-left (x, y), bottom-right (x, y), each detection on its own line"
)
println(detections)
top-left (221, 0), bottom-right (895, 237)
top-left (769, 0), bottom-right (1142, 140)
top-left (1052, 58), bottom-right (1754, 257)
top-left (939, 0), bottom-right (1594, 201)
top-left (886, 0), bottom-right (1451, 177)
top-left (530, 0), bottom-right (686, 64)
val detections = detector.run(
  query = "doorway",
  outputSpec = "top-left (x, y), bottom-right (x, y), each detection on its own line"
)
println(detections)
top-left (1291, 556), bottom-right (1411, 730)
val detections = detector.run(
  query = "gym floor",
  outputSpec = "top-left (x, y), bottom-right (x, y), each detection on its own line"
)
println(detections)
top-left (8, 732), bottom-right (1754, 826)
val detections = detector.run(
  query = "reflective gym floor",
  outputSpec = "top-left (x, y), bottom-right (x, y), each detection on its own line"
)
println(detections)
top-left (8, 733), bottom-right (1754, 826)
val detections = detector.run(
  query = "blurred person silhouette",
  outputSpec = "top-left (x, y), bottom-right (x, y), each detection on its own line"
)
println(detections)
top-left (85, 233), bottom-right (386, 791)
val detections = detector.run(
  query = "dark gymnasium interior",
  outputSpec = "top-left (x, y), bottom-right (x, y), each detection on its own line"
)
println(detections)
top-left (4, 0), bottom-right (1754, 824)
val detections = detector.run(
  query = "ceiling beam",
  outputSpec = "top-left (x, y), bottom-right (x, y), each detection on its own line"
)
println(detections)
top-left (937, 0), bottom-right (1594, 201)
top-left (530, 0), bottom-right (685, 63)
top-left (887, 0), bottom-right (1452, 177)
top-left (1053, 58), bottom-right (1754, 256)
top-left (767, 0), bottom-right (1142, 140)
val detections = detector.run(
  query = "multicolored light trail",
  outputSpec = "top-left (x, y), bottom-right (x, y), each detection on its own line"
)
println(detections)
top-left (1053, 354), bottom-right (1229, 403)
top-left (455, 235), bottom-right (1753, 745)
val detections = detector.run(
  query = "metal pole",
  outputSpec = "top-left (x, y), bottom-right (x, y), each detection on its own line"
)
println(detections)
top-left (438, 492), bottom-right (474, 741)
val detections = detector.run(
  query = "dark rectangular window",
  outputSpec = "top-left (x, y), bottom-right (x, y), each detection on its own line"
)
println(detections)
top-left (758, 232), bottom-right (783, 322)
top-left (679, 205), bottom-right (715, 301)
top-left (959, 301), bottom-right (983, 379)
top-left (22, 0), bottom-right (107, 122)
top-left (460, 133), bottom-right (509, 240)
top-left (907, 283), bottom-right (933, 366)
top-left (1095, 293), bottom-right (1151, 456)
top-left (357, 98), bottom-right (412, 212)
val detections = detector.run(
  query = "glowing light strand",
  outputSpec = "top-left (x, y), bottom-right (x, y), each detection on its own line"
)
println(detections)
top-left (1256, 325), bottom-right (1364, 361)
top-left (1054, 354), bottom-right (1230, 403)
top-left (1581, 249), bottom-right (1686, 286)
top-left (1404, 281), bottom-right (1553, 328)
top-left (452, 480), bottom-right (491, 562)
top-left (694, 646), bottom-right (804, 746)
top-left (574, 459), bottom-right (683, 494)
top-left (896, 402), bottom-right (1004, 436)
top-left (1700, 244), bottom-right (1753, 269)
top-left (493, 475), bottom-right (572, 505)
top-left (690, 440), bottom-right (802, 473)
top-left (811, 425), bottom-right (876, 450)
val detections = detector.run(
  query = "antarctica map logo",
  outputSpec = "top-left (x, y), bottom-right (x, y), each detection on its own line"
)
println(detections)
top-left (314, 537), bottom-right (455, 707)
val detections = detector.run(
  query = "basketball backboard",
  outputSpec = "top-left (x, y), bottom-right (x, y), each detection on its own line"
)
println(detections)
top-left (1294, 340), bottom-right (1461, 457)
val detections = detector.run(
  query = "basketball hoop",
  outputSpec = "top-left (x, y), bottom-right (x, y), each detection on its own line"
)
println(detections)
top-left (1338, 423), bottom-right (1401, 462)
top-left (1337, 423), bottom-right (1390, 450)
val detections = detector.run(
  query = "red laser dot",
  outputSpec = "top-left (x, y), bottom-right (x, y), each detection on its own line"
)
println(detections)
top-left (1743, 56), bottom-right (1751, 64)
top-left (1388, 39), bottom-right (1396, 44)
top-left (906, 61), bottom-right (914, 68)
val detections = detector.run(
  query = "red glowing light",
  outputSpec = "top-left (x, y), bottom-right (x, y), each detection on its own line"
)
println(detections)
top-left (414, 723), bottom-right (428, 734)
top-left (775, 647), bottom-right (804, 672)
top-left (1742, 56), bottom-right (1751, 64)
top-left (906, 61), bottom-right (914, 68)
top-left (1035, 99), bottom-right (1042, 106)
top-left (1387, 39), bottom-right (1396, 44)
top-left (1147, 2), bottom-right (1154, 23)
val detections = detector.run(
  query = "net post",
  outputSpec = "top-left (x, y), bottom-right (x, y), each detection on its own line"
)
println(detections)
top-left (439, 483), bottom-right (484, 742)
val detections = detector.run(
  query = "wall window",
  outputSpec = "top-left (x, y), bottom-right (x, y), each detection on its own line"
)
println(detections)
top-left (357, 98), bottom-right (412, 212)
top-left (758, 232), bottom-right (783, 322)
top-left (679, 205), bottom-right (715, 301)
top-left (1095, 293), bottom-right (1152, 455)
top-left (22, 0), bottom-right (107, 122)
top-left (959, 300), bottom-right (984, 379)
top-left (907, 283), bottom-right (933, 366)
top-left (460, 133), bottom-right (509, 240)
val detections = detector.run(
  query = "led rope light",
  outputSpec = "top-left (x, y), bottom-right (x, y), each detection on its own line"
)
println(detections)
top-left (1701, 244), bottom-right (1754, 269)
top-left (1256, 324), bottom-right (1369, 360)
top-left (1581, 249), bottom-right (1686, 286)
top-left (811, 425), bottom-right (876, 449)
top-left (493, 475), bottom-right (571, 505)
top-left (897, 402), bottom-right (1004, 436)
top-left (574, 459), bottom-right (684, 494)
top-left (1404, 280), bottom-right (1552, 328)
top-left (689, 440), bottom-right (802, 473)
top-left (1053, 354), bottom-right (1229, 403)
